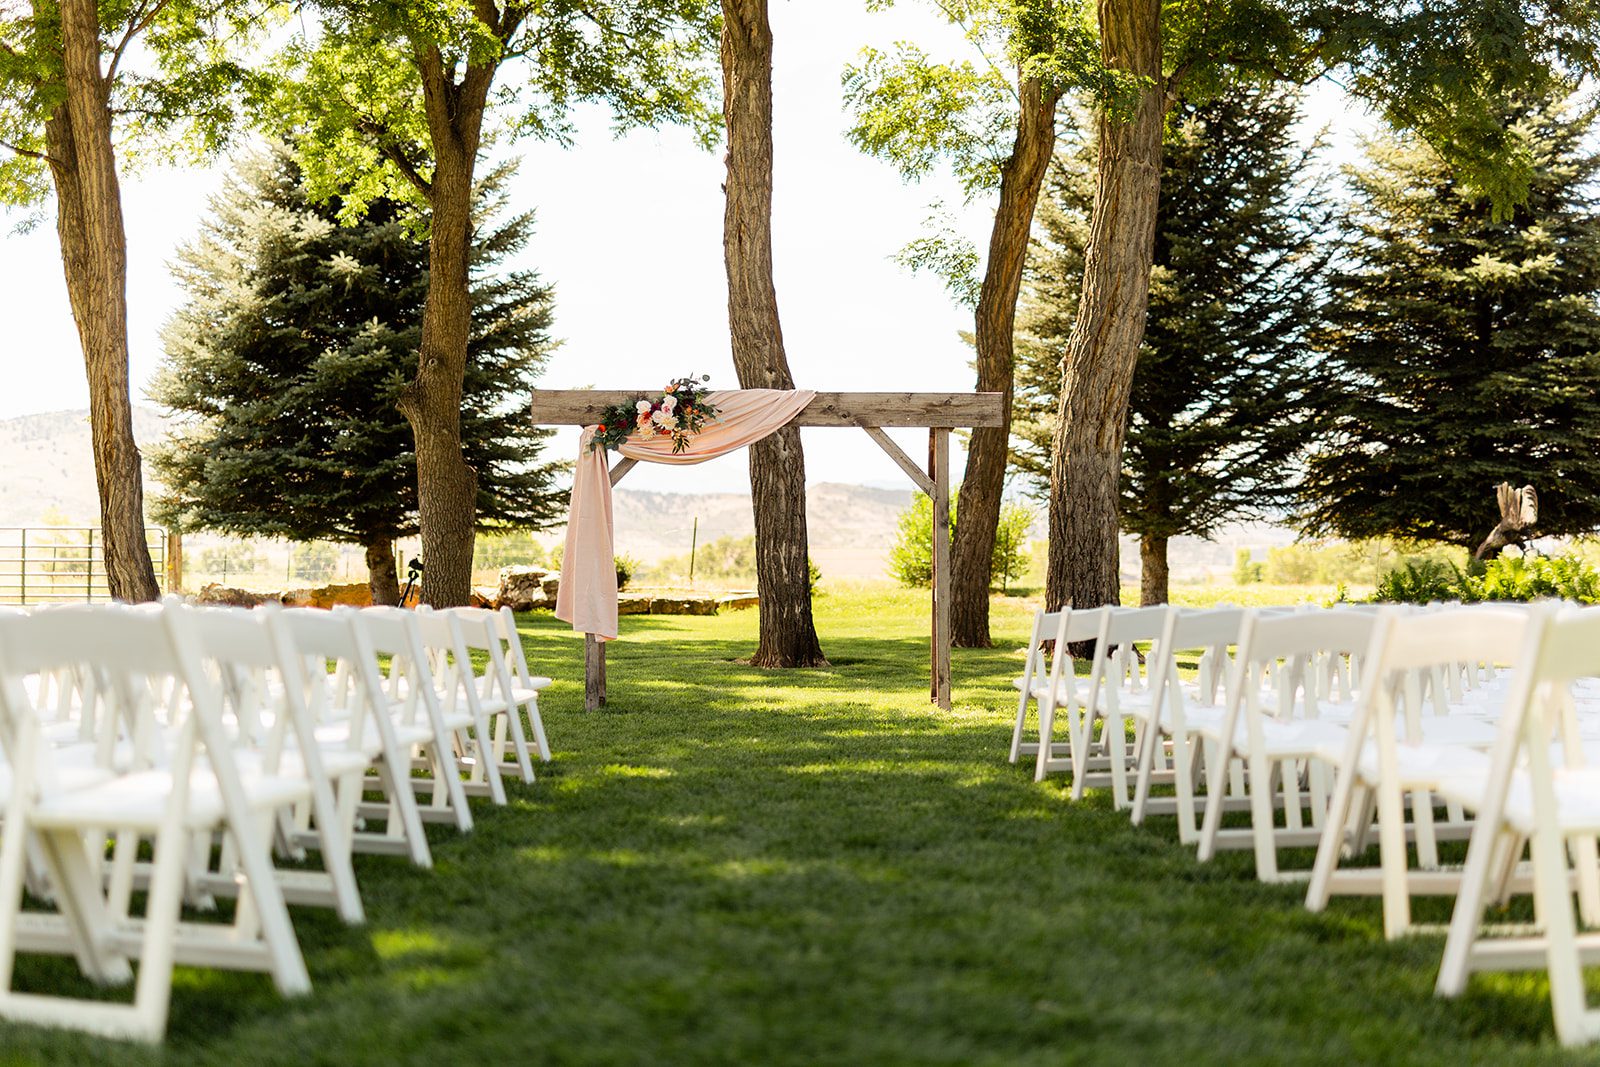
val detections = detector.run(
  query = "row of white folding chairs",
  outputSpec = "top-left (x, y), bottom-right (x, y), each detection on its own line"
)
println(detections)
top-left (0, 597), bottom-right (552, 1042)
top-left (1012, 597), bottom-right (1600, 1045)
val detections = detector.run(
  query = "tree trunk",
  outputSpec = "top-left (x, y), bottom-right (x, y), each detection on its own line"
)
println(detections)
top-left (720, 0), bottom-right (827, 668)
top-left (1139, 533), bottom-right (1169, 605)
top-left (366, 538), bottom-right (401, 606)
top-left (1045, 0), bottom-right (1164, 616)
top-left (950, 75), bottom-right (1061, 649)
top-left (400, 50), bottom-right (495, 608)
top-left (44, 0), bottom-right (159, 603)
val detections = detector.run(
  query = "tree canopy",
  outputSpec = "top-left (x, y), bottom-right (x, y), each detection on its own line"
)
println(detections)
top-left (1299, 91), bottom-right (1600, 551)
top-left (150, 146), bottom-right (562, 593)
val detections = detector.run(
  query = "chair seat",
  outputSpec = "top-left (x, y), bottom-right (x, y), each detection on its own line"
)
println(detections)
top-left (235, 745), bottom-right (370, 782)
top-left (0, 760), bottom-right (104, 816)
top-left (31, 766), bottom-right (312, 832)
top-left (1355, 740), bottom-right (1492, 788)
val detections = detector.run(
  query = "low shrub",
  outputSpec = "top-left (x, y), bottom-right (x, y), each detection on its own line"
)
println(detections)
top-left (1373, 553), bottom-right (1600, 604)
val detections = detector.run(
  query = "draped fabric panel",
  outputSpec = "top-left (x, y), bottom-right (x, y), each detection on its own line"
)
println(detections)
top-left (555, 389), bottom-right (816, 640)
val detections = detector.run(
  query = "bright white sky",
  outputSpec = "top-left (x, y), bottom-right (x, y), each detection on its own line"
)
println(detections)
top-left (0, 2), bottom-right (1373, 495)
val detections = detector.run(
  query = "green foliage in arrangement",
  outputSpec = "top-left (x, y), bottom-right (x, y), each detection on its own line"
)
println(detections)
top-left (889, 493), bottom-right (1032, 589)
top-left (150, 146), bottom-right (563, 550)
top-left (1373, 554), bottom-right (1600, 604)
top-left (1300, 91), bottom-right (1600, 550)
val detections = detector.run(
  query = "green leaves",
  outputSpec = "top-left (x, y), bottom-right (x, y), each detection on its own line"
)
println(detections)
top-left (267, 0), bottom-right (721, 224)
top-left (1300, 90), bottom-right (1600, 549)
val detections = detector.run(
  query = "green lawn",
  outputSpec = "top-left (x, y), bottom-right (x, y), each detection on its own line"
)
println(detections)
top-left (1, 587), bottom-right (1591, 1065)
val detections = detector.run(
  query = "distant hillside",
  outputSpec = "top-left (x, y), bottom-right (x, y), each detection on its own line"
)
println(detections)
top-left (609, 483), bottom-right (914, 579)
top-left (0, 407), bottom-right (169, 526)
top-left (0, 407), bottom-right (1301, 582)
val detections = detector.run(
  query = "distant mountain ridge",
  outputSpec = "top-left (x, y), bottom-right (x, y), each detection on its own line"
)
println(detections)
top-left (0, 407), bottom-right (1298, 582)
top-left (0, 408), bottom-right (917, 576)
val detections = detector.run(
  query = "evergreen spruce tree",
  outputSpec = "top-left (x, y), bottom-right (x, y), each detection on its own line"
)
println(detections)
top-left (1299, 92), bottom-right (1600, 551)
top-left (1014, 84), bottom-right (1329, 604)
top-left (150, 145), bottom-right (562, 603)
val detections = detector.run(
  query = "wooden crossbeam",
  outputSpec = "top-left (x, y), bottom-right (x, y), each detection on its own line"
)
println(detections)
top-left (530, 390), bottom-right (1005, 428)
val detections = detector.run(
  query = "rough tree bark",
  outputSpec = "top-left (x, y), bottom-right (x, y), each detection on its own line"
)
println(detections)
top-left (720, 0), bottom-right (828, 667)
top-left (397, 47), bottom-right (496, 608)
top-left (43, 0), bottom-right (160, 603)
top-left (365, 538), bottom-right (401, 605)
top-left (1045, 0), bottom-right (1163, 620)
top-left (1139, 533), bottom-right (1168, 606)
top-left (950, 74), bottom-right (1061, 648)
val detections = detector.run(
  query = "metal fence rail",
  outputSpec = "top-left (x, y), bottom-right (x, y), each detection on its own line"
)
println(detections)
top-left (0, 527), bottom-right (168, 604)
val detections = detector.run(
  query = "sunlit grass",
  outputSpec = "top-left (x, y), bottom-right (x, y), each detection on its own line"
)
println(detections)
top-left (0, 587), bottom-right (1591, 1063)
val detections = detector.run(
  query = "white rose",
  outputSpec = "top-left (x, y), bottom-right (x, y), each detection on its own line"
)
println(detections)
top-left (636, 400), bottom-right (652, 415)
top-left (661, 395), bottom-right (677, 412)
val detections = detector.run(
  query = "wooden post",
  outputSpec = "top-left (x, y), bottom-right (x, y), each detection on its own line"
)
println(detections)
top-left (929, 428), bottom-right (952, 709)
top-left (585, 633), bottom-right (608, 710)
top-left (165, 529), bottom-right (183, 594)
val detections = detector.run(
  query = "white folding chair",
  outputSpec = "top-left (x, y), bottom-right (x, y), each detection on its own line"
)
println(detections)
top-left (1193, 608), bottom-right (1377, 881)
top-left (278, 608), bottom-right (433, 867)
top-left (1076, 606), bottom-right (1172, 808)
top-left (342, 607), bottom-right (474, 833)
top-left (0, 603), bottom-right (310, 1042)
top-left (1009, 609), bottom-right (1061, 766)
top-left (1435, 603), bottom-right (1600, 1045)
top-left (1305, 605), bottom-right (1523, 938)
top-left (434, 606), bottom-right (544, 784)
top-left (1128, 607), bottom-right (1246, 843)
top-left (494, 606), bottom-right (552, 764)
top-left (1032, 607), bottom-right (1113, 788)
top-left (188, 605), bottom-right (366, 923)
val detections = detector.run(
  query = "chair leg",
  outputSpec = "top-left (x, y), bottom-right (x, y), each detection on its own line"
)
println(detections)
top-left (1534, 829), bottom-right (1593, 1046)
top-left (1377, 777), bottom-right (1413, 939)
top-left (1438, 824), bottom-right (1516, 997)
top-left (1308, 766), bottom-right (1364, 914)
top-left (1248, 752), bottom-right (1280, 882)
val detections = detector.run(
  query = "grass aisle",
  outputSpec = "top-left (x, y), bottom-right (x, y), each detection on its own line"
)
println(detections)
top-left (1, 589), bottom-right (1590, 1065)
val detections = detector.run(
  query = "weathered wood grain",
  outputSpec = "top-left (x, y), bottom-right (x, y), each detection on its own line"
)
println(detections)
top-left (531, 391), bottom-right (1005, 428)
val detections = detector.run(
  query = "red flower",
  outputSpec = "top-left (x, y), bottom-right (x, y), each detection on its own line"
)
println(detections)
top-left (597, 424), bottom-right (607, 432)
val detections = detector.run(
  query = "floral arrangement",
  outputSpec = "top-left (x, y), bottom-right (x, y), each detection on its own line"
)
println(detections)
top-left (590, 374), bottom-right (720, 454)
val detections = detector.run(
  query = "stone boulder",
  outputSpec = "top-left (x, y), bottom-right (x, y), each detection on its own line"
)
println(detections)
top-left (281, 582), bottom-right (372, 609)
top-left (194, 583), bottom-right (275, 608)
top-left (617, 594), bottom-right (653, 616)
top-left (648, 596), bottom-right (718, 616)
top-left (497, 566), bottom-right (551, 611)
top-left (717, 593), bottom-right (759, 612)
top-left (470, 586), bottom-right (498, 609)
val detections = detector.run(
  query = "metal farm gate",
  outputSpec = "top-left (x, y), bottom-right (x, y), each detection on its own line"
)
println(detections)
top-left (0, 527), bottom-right (169, 604)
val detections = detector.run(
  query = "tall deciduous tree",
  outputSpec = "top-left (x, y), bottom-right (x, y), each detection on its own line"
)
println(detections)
top-left (0, 0), bottom-right (255, 601)
top-left (1044, 0), bottom-right (1600, 617)
top-left (1300, 93), bottom-right (1600, 551)
top-left (280, 0), bottom-right (720, 606)
top-left (720, 0), bottom-right (826, 667)
top-left (1015, 85), bottom-right (1329, 605)
top-left (843, 0), bottom-right (1115, 648)
top-left (149, 147), bottom-right (562, 604)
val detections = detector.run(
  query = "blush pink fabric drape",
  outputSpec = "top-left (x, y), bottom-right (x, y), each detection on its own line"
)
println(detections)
top-left (555, 389), bottom-right (816, 640)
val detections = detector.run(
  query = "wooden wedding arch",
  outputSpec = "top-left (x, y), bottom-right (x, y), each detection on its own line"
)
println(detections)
top-left (529, 390), bottom-right (1006, 711)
